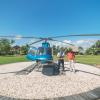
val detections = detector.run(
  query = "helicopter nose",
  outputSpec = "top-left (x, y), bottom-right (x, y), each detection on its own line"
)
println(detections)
top-left (26, 54), bottom-right (36, 61)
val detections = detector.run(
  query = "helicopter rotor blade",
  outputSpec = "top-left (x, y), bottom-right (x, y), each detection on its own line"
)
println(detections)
top-left (0, 33), bottom-right (100, 39)
top-left (0, 35), bottom-right (41, 39)
top-left (49, 39), bottom-right (74, 46)
top-left (29, 39), bottom-right (43, 45)
top-left (49, 34), bottom-right (100, 38)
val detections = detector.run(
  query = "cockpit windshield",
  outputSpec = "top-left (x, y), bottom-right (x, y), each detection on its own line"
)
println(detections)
top-left (28, 47), bottom-right (37, 55)
top-left (28, 47), bottom-right (52, 55)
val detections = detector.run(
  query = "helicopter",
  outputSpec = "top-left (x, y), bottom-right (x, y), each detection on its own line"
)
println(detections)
top-left (0, 33), bottom-right (100, 65)
top-left (26, 37), bottom-right (74, 64)
top-left (27, 40), bottom-right (53, 64)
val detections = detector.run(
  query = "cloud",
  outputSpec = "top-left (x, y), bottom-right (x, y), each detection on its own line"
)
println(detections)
top-left (76, 40), bottom-right (96, 44)
top-left (51, 39), bottom-right (97, 49)
top-left (75, 39), bottom-right (97, 49)
top-left (76, 40), bottom-right (85, 44)
top-left (63, 40), bottom-right (72, 43)
top-left (50, 40), bottom-right (72, 47)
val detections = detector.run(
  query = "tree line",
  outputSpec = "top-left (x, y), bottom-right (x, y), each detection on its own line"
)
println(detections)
top-left (85, 40), bottom-right (100, 55)
top-left (0, 39), bottom-right (100, 56)
top-left (0, 39), bottom-right (29, 55)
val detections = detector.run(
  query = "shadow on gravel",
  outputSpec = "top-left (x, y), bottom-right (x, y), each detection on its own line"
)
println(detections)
top-left (76, 69), bottom-right (100, 76)
top-left (0, 87), bottom-right (100, 100)
top-left (15, 63), bottom-right (37, 75)
top-left (0, 63), bottom-right (60, 76)
top-left (0, 64), bottom-right (37, 75)
top-left (0, 63), bottom-right (100, 77)
top-left (64, 66), bottom-right (100, 77)
top-left (15, 63), bottom-right (60, 76)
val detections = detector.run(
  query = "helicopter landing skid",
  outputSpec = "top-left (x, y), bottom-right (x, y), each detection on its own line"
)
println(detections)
top-left (15, 63), bottom-right (38, 75)
top-left (15, 61), bottom-right (60, 75)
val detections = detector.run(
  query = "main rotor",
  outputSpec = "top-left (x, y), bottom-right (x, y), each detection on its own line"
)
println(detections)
top-left (0, 33), bottom-right (100, 46)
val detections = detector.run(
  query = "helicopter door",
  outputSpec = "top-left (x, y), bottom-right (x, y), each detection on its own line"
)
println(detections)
top-left (46, 47), bottom-right (52, 55)
top-left (38, 47), bottom-right (45, 55)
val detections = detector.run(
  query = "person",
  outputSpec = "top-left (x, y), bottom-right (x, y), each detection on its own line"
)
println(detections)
top-left (67, 49), bottom-right (75, 72)
top-left (57, 50), bottom-right (65, 71)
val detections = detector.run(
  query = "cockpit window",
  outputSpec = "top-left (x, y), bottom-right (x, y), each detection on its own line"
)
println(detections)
top-left (28, 47), bottom-right (37, 55)
top-left (38, 47), bottom-right (45, 55)
top-left (28, 47), bottom-right (52, 55)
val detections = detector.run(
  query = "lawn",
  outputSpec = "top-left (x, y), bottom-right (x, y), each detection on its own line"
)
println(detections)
top-left (0, 55), bottom-right (100, 66)
top-left (0, 55), bottom-right (29, 65)
top-left (54, 55), bottom-right (100, 66)
top-left (75, 55), bottom-right (100, 65)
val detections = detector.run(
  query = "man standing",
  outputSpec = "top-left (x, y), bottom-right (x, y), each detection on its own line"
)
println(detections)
top-left (67, 49), bottom-right (75, 72)
top-left (57, 50), bottom-right (65, 71)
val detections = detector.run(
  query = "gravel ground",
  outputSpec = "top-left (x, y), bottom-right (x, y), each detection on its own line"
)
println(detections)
top-left (0, 62), bottom-right (100, 99)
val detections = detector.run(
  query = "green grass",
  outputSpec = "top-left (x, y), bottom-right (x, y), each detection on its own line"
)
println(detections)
top-left (54, 55), bottom-right (100, 66)
top-left (0, 55), bottom-right (100, 66)
top-left (0, 55), bottom-right (29, 65)
top-left (75, 55), bottom-right (100, 65)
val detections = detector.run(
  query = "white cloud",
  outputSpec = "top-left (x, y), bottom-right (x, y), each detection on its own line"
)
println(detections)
top-left (76, 40), bottom-right (96, 44)
top-left (49, 41), bottom-right (62, 47)
top-left (76, 40), bottom-right (85, 44)
top-left (52, 40), bottom-right (72, 47)
top-left (54, 39), bottom-right (97, 49)
top-left (63, 40), bottom-right (72, 43)
top-left (75, 39), bottom-right (97, 49)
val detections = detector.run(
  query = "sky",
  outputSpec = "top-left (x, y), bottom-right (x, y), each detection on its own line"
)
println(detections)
top-left (0, 0), bottom-right (100, 48)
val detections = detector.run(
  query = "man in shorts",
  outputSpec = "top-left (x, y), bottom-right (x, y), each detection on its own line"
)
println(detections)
top-left (67, 49), bottom-right (75, 72)
top-left (57, 50), bottom-right (65, 71)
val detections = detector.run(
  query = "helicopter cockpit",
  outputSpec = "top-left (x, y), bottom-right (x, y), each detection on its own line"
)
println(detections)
top-left (38, 47), bottom-right (52, 55)
top-left (28, 46), bottom-right (52, 56)
top-left (28, 47), bottom-right (38, 55)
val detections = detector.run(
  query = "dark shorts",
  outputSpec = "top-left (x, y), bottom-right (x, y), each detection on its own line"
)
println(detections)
top-left (58, 59), bottom-right (64, 70)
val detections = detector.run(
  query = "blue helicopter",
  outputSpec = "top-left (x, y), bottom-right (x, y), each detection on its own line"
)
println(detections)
top-left (27, 41), bottom-right (53, 63)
